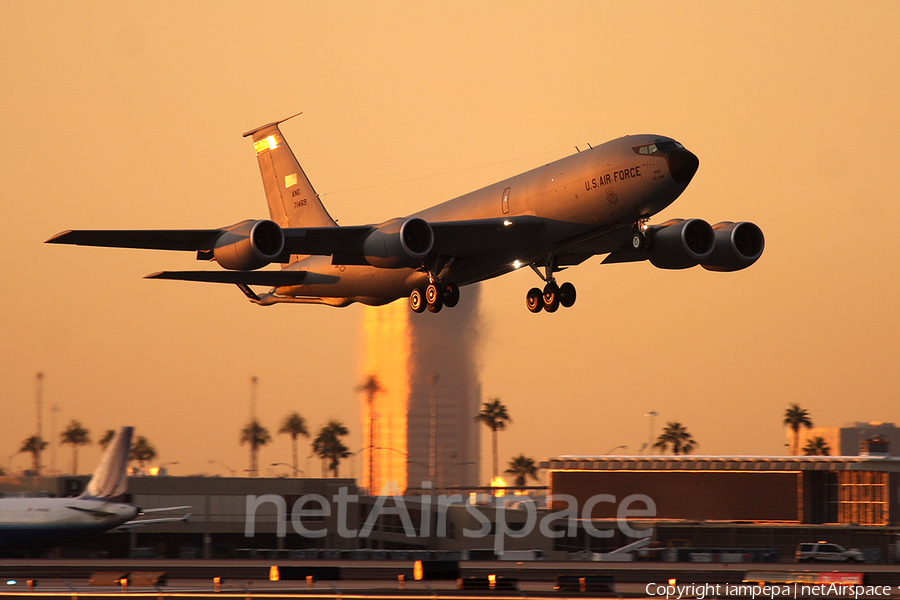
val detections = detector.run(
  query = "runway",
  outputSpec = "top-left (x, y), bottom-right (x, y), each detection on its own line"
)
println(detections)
top-left (0, 560), bottom-right (898, 599)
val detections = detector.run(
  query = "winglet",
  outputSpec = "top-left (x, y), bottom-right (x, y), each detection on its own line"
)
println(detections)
top-left (81, 426), bottom-right (133, 500)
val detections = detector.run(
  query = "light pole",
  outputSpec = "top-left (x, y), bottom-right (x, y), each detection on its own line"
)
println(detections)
top-left (156, 461), bottom-right (178, 475)
top-left (606, 445), bottom-right (627, 454)
top-left (645, 410), bottom-right (658, 453)
top-left (271, 462), bottom-right (304, 477)
top-left (208, 459), bottom-right (236, 477)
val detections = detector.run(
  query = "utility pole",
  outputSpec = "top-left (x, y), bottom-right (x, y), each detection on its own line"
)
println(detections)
top-left (645, 410), bottom-right (658, 453)
top-left (35, 372), bottom-right (43, 476)
top-left (49, 405), bottom-right (60, 475)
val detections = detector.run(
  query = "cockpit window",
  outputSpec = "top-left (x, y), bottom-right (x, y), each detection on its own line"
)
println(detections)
top-left (633, 141), bottom-right (684, 155)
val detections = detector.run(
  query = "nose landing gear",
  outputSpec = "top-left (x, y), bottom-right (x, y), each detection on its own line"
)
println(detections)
top-left (524, 256), bottom-right (576, 314)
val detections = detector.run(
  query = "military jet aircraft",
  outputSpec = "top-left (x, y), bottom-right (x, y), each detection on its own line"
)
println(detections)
top-left (47, 116), bottom-right (763, 313)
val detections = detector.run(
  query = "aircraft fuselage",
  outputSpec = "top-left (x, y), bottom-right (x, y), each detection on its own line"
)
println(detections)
top-left (0, 497), bottom-right (138, 547)
top-left (273, 135), bottom-right (694, 305)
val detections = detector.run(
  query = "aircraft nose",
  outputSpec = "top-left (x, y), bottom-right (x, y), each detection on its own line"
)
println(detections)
top-left (667, 148), bottom-right (699, 184)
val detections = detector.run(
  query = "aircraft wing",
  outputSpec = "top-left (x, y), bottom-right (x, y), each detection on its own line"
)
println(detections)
top-left (282, 217), bottom-right (544, 260)
top-left (46, 229), bottom-right (222, 251)
top-left (46, 216), bottom-right (546, 266)
top-left (45, 226), bottom-right (370, 255)
top-left (428, 216), bottom-right (545, 258)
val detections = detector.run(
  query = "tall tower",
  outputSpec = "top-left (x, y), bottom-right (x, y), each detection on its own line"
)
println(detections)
top-left (360, 288), bottom-right (482, 494)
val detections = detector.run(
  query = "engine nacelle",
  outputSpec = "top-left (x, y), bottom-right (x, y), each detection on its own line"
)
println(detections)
top-left (646, 218), bottom-right (715, 269)
top-left (362, 217), bottom-right (434, 268)
top-left (213, 219), bottom-right (284, 270)
top-left (701, 221), bottom-right (765, 272)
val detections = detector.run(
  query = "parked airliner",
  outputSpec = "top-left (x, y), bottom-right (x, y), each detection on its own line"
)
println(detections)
top-left (0, 427), bottom-right (188, 548)
top-left (47, 115), bottom-right (763, 313)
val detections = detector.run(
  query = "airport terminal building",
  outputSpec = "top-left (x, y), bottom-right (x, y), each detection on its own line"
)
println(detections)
top-left (3, 453), bottom-right (899, 561)
top-left (543, 454), bottom-right (900, 559)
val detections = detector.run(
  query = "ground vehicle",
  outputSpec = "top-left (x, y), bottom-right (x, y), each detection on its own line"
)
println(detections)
top-left (795, 542), bottom-right (864, 563)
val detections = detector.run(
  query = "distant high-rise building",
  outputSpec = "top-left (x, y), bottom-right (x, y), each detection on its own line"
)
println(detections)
top-left (360, 288), bottom-right (482, 494)
top-left (788, 421), bottom-right (899, 456)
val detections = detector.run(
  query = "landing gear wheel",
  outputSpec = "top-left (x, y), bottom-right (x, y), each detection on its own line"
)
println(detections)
top-left (559, 282), bottom-right (577, 308)
top-left (427, 295), bottom-right (443, 313)
top-left (632, 231), bottom-right (648, 251)
top-left (409, 288), bottom-right (426, 313)
top-left (542, 282), bottom-right (560, 313)
top-left (425, 283), bottom-right (443, 313)
top-left (425, 283), bottom-right (441, 306)
top-left (526, 288), bottom-right (543, 313)
top-left (442, 282), bottom-right (460, 308)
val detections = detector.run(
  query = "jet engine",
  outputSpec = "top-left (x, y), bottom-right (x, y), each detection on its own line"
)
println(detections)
top-left (701, 221), bottom-right (765, 272)
top-left (362, 217), bottom-right (434, 268)
top-left (646, 218), bottom-right (715, 269)
top-left (213, 219), bottom-right (285, 270)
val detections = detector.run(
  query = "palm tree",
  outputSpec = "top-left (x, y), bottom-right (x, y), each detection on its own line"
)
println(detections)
top-left (357, 375), bottom-right (384, 492)
top-left (475, 398), bottom-right (512, 481)
top-left (653, 421), bottom-right (697, 455)
top-left (60, 420), bottom-right (91, 474)
top-left (98, 429), bottom-right (116, 450)
top-left (19, 435), bottom-right (47, 474)
top-left (504, 454), bottom-right (539, 486)
top-left (784, 404), bottom-right (813, 456)
top-left (130, 435), bottom-right (157, 469)
top-left (240, 419), bottom-right (271, 477)
top-left (803, 436), bottom-right (831, 456)
top-left (278, 412), bottom-right (309, 477)
top-left (312, 420), bottom-right (350, 477)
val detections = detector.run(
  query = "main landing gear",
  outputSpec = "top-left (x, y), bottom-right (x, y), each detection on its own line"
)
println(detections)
top-left (409, 280), bottom-right (459, 314)
top-left (525, 256), bottom-right (576, 314)
top-left (410, 256), bottom-right (460, 314)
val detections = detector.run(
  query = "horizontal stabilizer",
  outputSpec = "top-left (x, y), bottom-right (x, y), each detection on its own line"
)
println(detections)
top-left (146, 270), bottom-right (308, 286)
top-left (46, 230), bottom-right (221, 251)
top-left (117, 513), bottom-right (191, 529)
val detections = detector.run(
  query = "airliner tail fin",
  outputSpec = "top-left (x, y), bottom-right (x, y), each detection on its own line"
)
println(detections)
top-left (81, 426), bottom-right (133, 500)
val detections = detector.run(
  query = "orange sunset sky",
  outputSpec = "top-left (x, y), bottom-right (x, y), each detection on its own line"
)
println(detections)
top-left (2, 2), bottom-right (899, 481)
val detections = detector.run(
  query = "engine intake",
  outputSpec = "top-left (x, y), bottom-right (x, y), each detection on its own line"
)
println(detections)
top-left (214, 219), bottom-right (284, 270)
top-left (363, 217), bottom-right (434, 268)
top-left (701, 221), bottom-right (765, 272)
top-left (646, 218), bottom-right (715, 269)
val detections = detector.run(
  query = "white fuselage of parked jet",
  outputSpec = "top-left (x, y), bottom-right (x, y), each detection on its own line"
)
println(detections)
top-left (0, 497), bottom-right (138, 547)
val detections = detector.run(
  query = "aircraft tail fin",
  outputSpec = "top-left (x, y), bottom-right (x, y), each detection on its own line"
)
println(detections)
top-left (243, 114), bottom-right (337, 230)
top-left (81, 426), bottom-right (133, 500)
